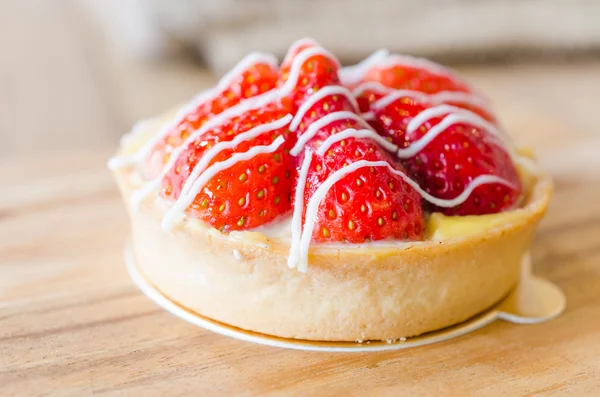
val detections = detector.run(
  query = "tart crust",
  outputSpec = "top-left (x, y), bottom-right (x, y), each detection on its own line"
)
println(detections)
top-left (114, 164), bottom-right (552, 341)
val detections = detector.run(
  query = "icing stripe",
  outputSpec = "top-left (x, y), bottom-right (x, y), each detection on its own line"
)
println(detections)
top-left (294, 160), bottom-right (515, 272)
top-left (315, 128), bottom-right (398, 156)
top-left (129, 44), bottom-right (339, 209)
top-left (282, 38), bottom-right (319, 64)
top-left (113, 44), bottom-right (334, 171)
top-left (431, 91), bottom-right (491, 109)
top-left (361, 112), bottom-right (375, 120)
top-left (398, 105), bottom-right (509, 159)
top-left (216, 52), bottom-right (278, 96)
top-left (341, 52), bottom-right (466, 87)
top-left (289, 86), bottom-right (359, 132)
top-left (162, 136), bottom-right (286, 231)
top-left (179, 114), bottom-right (293, 198)
top-left (109, 88), bottom-right (214, 170)
top-left (111, 52), bottom-right (277, 170)
top-left (129, 90), bottom-right (279, 210)
top-left (377, 54), bottom-right (462, 80)
top-left (351, 81), bottom-right (392, 97)
top-left (371, 89), bottom-right (490, 113)
top-left (288, 150), bottom-right (314, 269)
top-left (338, 49), bottom-right (390, 86)
top-left (290, 111), bottom-right (373, 156)
top-left (340, 52), bottom-right (462, 87)
top-left (279, 47), bottom-right (341, 98)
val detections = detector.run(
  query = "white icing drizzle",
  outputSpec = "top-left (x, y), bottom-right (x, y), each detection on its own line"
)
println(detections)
top-left (290, 111), bottom-right (373, 156)
top-left (338, 49), bottom-right (390, 86)
top-left (178, 114), bottom-right (293, 199)
top-left (397, 105), bottom-right (510, 159)
top-left (315, 128), bottom-right (398, 156)
top-left (129, 44), bottom-right (340, 211)
top-left (361, 112), bottom-right (376, 121)
top-left (293, 160), bottom-right (515, 272)
top-left (217, 52), bottom-right (278, 97)
top-left (431, 91), bottom-right (491, 109)
top-left (162, 136), bottom-right (285, 231)
top-left (339, 51), bottom-right (474, 94)
top-left (129, 90), bottom-right (278, 210)
top-left (289, 86), bottom-right (359, 132)
top-left (279, 46), bottom-right (341, 98)
top-left (108, 92), bottom-right (211, 171)
top-left (282, 38), bottom-right (319, 64)
top-left (288, 150), bottom-right (314, 269)
top-left (110, 52), bottom-right (277, 170)
top-left (377, 54), bottom-right (462, 80)
top-left (351, 81), bottom-right (392, 98)
top-left (370, 86), bottom-right (490, 113)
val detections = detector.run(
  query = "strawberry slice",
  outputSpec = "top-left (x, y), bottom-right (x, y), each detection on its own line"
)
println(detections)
top-left (371, 96), bottom-right (521, 215)
top-left (161, 101), bottom-right (296, 231)
top-left (291, 90), bottom-right (424, 243)
top-left (144, 53), bottom-right (279, 178)
top-left (299, 139), bottom-right (425, 243)
top-left (278, 39), bottom-right (341, 107)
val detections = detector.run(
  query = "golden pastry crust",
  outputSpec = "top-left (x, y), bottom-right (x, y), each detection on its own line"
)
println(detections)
top-left (114, 163), bottom-right (552, 341)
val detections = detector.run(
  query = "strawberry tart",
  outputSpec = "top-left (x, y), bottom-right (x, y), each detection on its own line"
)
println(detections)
top-left (110, 39), bottom-right (552, 342)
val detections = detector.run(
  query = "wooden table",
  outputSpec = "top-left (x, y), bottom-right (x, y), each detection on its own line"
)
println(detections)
top-left (2, 70), bottom-right (600, 395)
top-left (2, 3), bottom-right (600, 395)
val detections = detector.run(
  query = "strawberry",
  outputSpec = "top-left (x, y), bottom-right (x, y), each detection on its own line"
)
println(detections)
top-left (369, 95), bottom-right (429, 149)
top-left (404, 126), bottom-right (521, 216)
top-left (278, 39), bottom-right (341, 108)
top-left (354, 85), bottom-right (386, 113)
top-left (145, 54), bottom-right (279, 178)
top-left (161, 101), bottom-right (296, 231)
top-left (371, 96), bottom-right (521, 215)
top-left (360, 55), bottom-right (472, 95)
top-left (292, 91), bottom-right (424, 243)
top-left (300, 140), bottom-right (425, 243)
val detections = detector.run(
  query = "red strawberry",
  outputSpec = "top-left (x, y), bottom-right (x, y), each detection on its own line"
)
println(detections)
top-left (278, 39), bottom-right (341, 107)
top-left (289, 86), bottom-right (360, 138)
top-left (360, 55), bottom-right (472, 95)
top-left (161, 101), bottom-right (296, 231)
top-left (372, 96), bottom-right (521, 215)
top-left (145, 54), bottom-right (279, 177)
top-left (354, 85), bottom-right (386, 113)
top-left (369, 95), bottom-right (429, 149)
top-left (292, 92), bottom-right (424, 243)
top-left (300, 140), bottom-right (425, 243)
top-left (438, 98), bottom-right (496, 124)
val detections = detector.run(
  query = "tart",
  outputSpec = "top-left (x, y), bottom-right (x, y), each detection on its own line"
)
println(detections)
top-left (110, 39), bottom-right (552, 342)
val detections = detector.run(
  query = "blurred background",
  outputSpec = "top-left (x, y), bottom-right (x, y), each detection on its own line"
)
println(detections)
top-left (1, 0), bottom-right (599, 176)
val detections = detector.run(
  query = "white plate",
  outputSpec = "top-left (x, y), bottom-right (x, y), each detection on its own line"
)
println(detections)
top-left (125, 245), bottom-right (565, 352)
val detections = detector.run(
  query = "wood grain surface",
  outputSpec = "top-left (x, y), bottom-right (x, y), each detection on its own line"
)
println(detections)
top-left (2, 1), bottom-right (600, 396)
